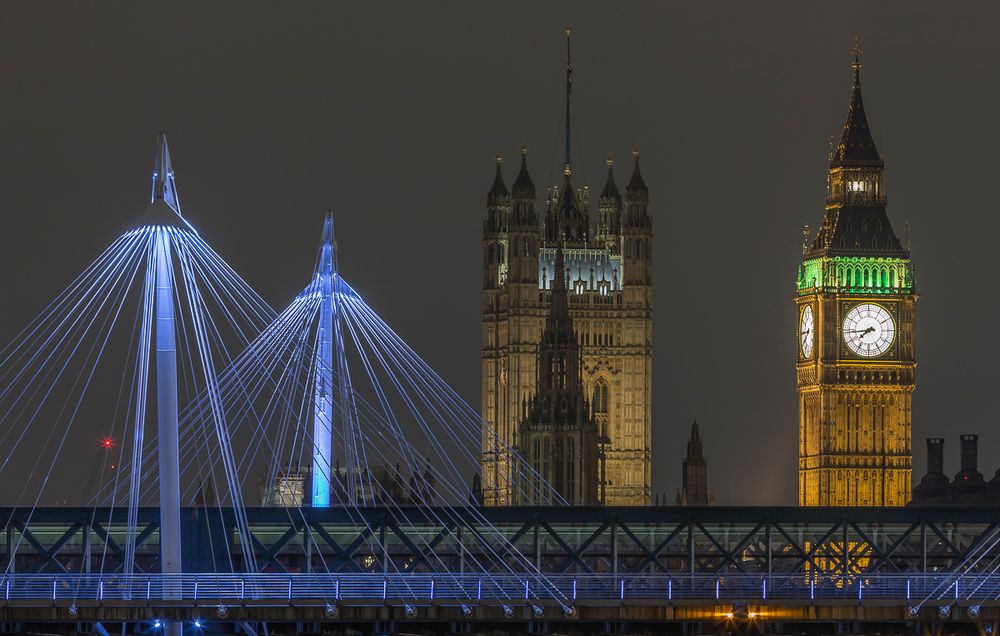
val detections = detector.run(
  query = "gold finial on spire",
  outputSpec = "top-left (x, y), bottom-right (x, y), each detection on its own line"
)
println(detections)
top-left (563, 163), bottom-right (572, 177)
top-left (632, 147), bottom-right (640, 159)
top-left (565, 27), bottom-right (571, 38)
top-left (495, 152), bottom-right (503, 164)
top-left (851, 34), bottom-right (863, 72)
top-left (520, 144), bottom-right (528, 156)
top-left (606, 153), bottom-right (614, 167)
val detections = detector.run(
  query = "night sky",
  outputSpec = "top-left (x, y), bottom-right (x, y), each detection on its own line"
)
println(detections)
top-left (1, 3), bottom-right (998, 505)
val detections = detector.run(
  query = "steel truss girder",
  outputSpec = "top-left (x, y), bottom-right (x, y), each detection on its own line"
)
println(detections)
top-left (3, 506), bottom-right (1000, 577)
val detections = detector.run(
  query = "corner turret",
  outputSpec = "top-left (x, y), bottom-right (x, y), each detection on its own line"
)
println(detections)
top-left (597, 154), bottom-right (622, 240)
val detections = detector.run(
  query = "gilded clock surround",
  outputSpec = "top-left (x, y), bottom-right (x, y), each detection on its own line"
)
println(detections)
top-left (796, 48), bottom-right (915, 507)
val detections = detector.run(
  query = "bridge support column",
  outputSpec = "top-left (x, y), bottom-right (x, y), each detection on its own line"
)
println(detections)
top-left (841, 524), bottom-right (849, 573)
top-left (154, 230), bottom-right (182, 636)
top-left (82, 522), bottom-right (91, 574)
top-left (380, 521), bottom-right (388, 575)
top-left (920, 523), bottom-right (927, 571)
top-left (687, 525), bottom-right (694, 574)
top-left (611, 520), bottom-right (618, 578)
top-left (311, 229), bottom-right (334, 508)
top-left (304, 525), bottom-right (313, 574)
top-left (533, 523), bottom-right (540, 571)
top-left (765, 523), bottom-right (772, 573)
top-left (5, 524), bottom-right (13, 573)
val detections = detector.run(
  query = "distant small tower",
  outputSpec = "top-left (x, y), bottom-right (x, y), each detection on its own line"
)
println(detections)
top-left (676, 421), bottom-right (712, 506)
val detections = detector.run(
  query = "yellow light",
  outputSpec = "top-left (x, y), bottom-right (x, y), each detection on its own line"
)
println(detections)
top-left (748, 611), bottom-right (757, 619)
top-left (724, 612), bottom-right (734, 620)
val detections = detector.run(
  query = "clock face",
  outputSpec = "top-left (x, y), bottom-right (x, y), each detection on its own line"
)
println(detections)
top-left (842, 303), bottom-right (895, 357)
top-left (799, 305), bottom-right (815, 359)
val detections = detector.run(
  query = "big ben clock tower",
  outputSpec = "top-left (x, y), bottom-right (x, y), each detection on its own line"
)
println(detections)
top-left (796, 43), bottom-right (915, 507)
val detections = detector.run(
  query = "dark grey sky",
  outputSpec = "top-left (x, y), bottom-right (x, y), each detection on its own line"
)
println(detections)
top-left (1, 2), bottom-right (998, 505)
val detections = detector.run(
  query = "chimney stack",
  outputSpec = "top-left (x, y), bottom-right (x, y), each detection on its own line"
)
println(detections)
top-left (926, 437), bottom-right (945, 475)
top-left (950, 433), bottom-right (986, 504)
top-left (960, 434), bottom-right (979, 473)
top-left (911, 437), bottom-right (950, 505)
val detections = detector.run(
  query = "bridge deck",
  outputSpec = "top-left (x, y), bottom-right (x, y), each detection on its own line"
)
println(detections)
top-left (2, 506), bottom-right (998, 629)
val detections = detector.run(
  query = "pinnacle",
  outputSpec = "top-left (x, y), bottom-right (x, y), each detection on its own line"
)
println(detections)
top-left (151, 132), bottom-right (183, 216)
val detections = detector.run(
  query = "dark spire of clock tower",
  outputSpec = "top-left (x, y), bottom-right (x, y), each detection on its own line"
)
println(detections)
top-left (829, 44), bottom-right (882, 169)
top-left (805, 41), bottom-right (906, 260)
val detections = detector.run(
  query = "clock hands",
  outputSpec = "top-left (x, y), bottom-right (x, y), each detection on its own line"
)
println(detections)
top-left (845, 326), bottom-right (876, 336)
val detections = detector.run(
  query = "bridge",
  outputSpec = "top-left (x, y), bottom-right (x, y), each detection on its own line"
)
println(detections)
top-left (2, 505), bottom-right (1000, 632)
top-left (0, 135), bottom-right (996, 634)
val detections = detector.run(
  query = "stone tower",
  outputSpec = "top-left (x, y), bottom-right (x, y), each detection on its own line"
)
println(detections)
top-left (796, 44), bottom-right (915, 506)
top-left (480, 31), bottom-right (653, 506)
top-left (676, 420), bottom-right (710, 506)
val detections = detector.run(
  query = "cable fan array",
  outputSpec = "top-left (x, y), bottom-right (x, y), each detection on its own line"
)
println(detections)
top-left (0, 219), bottom-right (273, 568)
top-left (910, 525), bottom-right (1000, 613)
top-left (0, 135), bottom-right (569, 611)
top-left (92, 216), bottom-right (566, 587)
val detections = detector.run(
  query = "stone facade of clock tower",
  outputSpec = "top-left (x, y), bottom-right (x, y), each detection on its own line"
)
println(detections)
top-left (796, 50), bottom-right (915, 507)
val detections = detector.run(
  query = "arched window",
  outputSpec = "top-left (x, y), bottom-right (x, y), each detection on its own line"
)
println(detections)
top-left (890, 269), bottom-right (896, 288)
top-left (593, 381), bottom-right (609, 414)
top-left (488, 244), bottom-right (496, 265)
top-left (498, 244), bottom-right (505, 262)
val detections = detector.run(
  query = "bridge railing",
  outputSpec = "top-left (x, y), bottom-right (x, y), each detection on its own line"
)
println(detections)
top-left (0, 573), bottom-right (994, 606)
